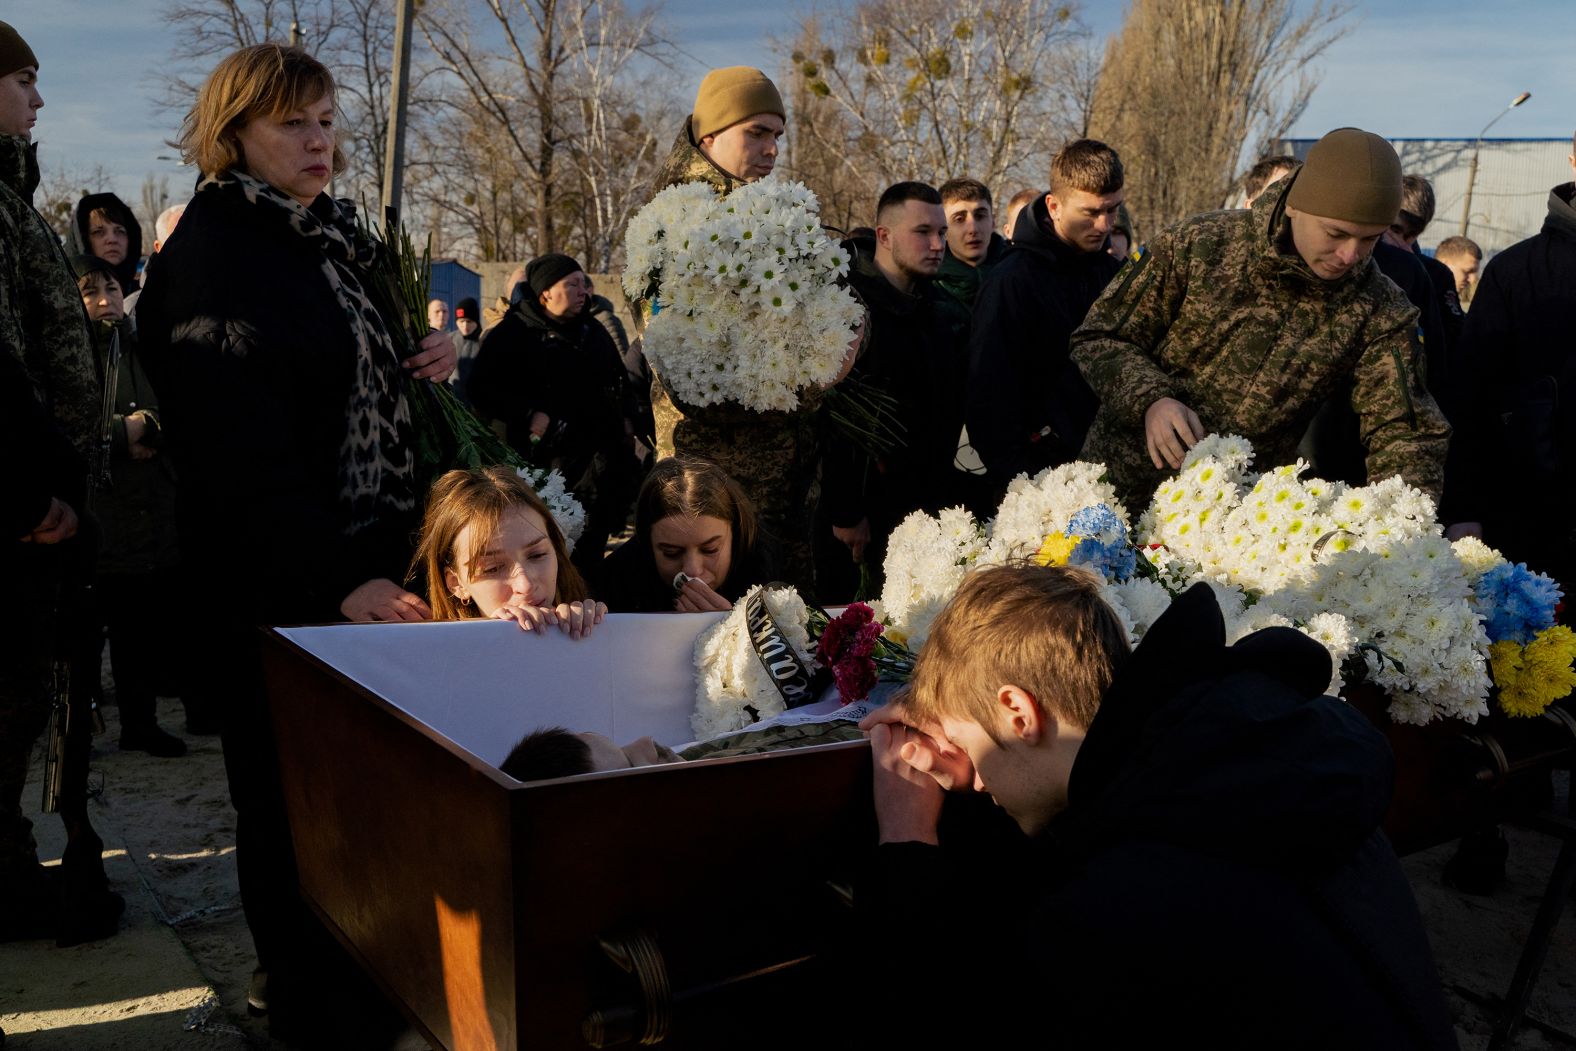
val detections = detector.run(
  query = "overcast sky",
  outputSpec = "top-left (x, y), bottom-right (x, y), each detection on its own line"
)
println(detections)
top-left (6, 0), bottom-right (1572, 203)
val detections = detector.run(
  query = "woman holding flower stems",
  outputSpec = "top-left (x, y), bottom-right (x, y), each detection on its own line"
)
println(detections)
top-left (135, 43), bottom-right (454, 1040)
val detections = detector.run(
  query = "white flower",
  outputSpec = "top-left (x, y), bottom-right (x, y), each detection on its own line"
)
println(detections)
top-left (981, 461), bottom-right (1126, 565)
top-left (516, 467), bottom-right (585, 551)
top-left (691, 585), bottom-right (816, 740)
top-left (624, 176), bottom-right (860, 412)
top-left (1451, 535), bottom-right (1506, 579)
top-left (880, 507), bottom-right (988, 647)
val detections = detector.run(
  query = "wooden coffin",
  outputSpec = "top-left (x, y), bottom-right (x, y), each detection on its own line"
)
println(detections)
top-left (261, 616), bottom-right (872, 1051)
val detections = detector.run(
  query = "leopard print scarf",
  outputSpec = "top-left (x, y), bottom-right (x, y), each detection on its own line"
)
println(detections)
top-left (199, 171), bottom-right (415, 537)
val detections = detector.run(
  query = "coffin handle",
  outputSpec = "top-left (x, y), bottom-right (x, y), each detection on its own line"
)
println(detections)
top-left (584, 929), bottom-right (672, 1047)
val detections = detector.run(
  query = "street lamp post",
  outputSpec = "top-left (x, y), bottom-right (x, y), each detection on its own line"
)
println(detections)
top-left (1460, 91), bottom-right (1531, 238)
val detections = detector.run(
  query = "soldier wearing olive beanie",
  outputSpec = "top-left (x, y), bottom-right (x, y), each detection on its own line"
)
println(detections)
top-left (1072, 125), bottom-right (1448, 511)
top-left (0, 20), bottom-right (39, 80)
top-left (1285, 127), bottom-right (1403, 227)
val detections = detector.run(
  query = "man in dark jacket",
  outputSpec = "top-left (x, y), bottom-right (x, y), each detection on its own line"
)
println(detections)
top-left (966, 140), bottom-right (1126, 494)
top-left (447, 295), bottom-right (482, 405)
top-left (859, 566), bottom-right (1457, 1049)
top-left (933, 178), bottom-right (1006, 510)
top-left (470, 253), bottom-right (633, 569)
top-left (816, 182), bottom-right (960, 600)
top-left (1464, 149), bottom-right (1576, 593)
top-left (66, 191), bottom-right (142, 297)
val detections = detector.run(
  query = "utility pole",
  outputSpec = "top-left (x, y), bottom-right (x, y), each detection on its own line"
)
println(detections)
top-left (1460, 91), bottom-right (1531, 238)
top-left (382, 0), bottom-right (416, 222)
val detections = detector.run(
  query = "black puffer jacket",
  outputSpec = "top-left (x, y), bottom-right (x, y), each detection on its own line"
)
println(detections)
top-left (469, 291), bottom-right (627, 487)
top-left (861, 583), bottom-right (1457, 1050)
top-left (966, 196), bottom-right (1122, 485)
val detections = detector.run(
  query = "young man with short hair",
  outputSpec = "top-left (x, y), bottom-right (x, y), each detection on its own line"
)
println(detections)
top-left (817, 182), bottom-right (962, 598)
top-left (965, 140), bottom-right (1127, 492)
top-left (1073, 127), bottom-right (1449, 507)
top-left (1434, 235), bottom-right (1482, 306)
top-left (1000, 187), bottom-right (1037, 241)
top-left (1240, 153), bottom-right (1298, 206)
top-left (858, 564), bottom-right (1457, 1049)
top-left (933, 177), bottom-right (1007, 510)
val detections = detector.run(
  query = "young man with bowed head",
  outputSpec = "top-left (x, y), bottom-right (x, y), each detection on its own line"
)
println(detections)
top-left (965, 140), bottom-right (1127, 497)
top-left (857, 564), bottom-right (1458, 1049)
top-left (1073, 127), bottom-right (1450, 509)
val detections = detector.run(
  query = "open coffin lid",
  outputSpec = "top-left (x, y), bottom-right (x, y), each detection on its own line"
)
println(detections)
top-left (262, 615), bottom-right (871, 1051)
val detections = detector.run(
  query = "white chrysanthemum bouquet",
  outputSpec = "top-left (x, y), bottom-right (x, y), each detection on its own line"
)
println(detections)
top-left (690, 584), bottom-right (816, 739)
top-left (622, 177), bottom-right (863, 413)
top-left (516, 466), bottom-right (585, 552)
top-left (873, 434), bottom-right (1568, 725)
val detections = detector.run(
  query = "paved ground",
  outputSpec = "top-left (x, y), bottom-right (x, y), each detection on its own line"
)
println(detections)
top-left (2, 697), bottom-right (1573, 1049)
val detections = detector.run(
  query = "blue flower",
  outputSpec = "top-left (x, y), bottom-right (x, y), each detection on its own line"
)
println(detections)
top-left (1065, 504), bottom-right (1136, 581)
top-left (1476, 562), bottom-right (1561, 644)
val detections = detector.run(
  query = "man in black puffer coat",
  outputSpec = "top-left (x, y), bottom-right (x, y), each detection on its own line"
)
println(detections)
top-left (858, 566), bottom-right (1457, 1050)
top-left (1462, 165), bottom-right (1576, 594)
top-left (469, 253), bottom-right (632, 569)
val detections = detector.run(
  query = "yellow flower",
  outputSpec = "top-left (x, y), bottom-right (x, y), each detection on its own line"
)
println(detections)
top-left (1490, 625), bottom-right (1576, 718)
top-left (884, 625), bottom-right (910, 647)
top-left (1035, 531), bottom-right (1078, 567)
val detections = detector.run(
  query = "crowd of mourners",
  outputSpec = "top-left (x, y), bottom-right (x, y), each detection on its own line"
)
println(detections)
top-left (5, 19), bottom-right (1576, 1050)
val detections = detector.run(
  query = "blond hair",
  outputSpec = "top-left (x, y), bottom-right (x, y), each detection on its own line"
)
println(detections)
top-left (902, 564), bottom-right (1130, 737)
top-left (178, 43), bottom-right (346, 179)
top-left (411, 467), bottom-right (586, 620)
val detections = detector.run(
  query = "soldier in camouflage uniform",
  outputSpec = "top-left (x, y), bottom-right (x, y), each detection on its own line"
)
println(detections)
top-left (0, 21), bottom-right (123, 945)
top-left (629, 68), bottom-right (828, 595)
top-left (1072, 128), bottom-right (1450, 508)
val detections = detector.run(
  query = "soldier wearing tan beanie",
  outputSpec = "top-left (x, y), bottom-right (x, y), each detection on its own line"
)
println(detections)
top-left (688, 66), bottom-right (786, 183)
top-left (1071, 125), bottom-right (1448, 509)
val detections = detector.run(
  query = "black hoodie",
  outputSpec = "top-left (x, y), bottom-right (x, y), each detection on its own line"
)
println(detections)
top-left (66, 192), bottom-right (143, 295)
top-left (859, 584), bottom-right (1457, 1050)
top-left (965, 196), bottom-right (1122, 489)
top-left (1462, 182), bottom-right (1576, 583)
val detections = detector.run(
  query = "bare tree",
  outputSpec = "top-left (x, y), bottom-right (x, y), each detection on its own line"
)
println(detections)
top-left (783, 0), bottom-right (1082, 196)
top-left (137, 174), bottom-right (173, 244)
top-left (1044, 30), bottom-right (1104, 143)
top-left (157, 0), bottom-right (407, 207)
top-left (418, 0), bottom-right (668, 261)
top-left (779, 22), bottom-right (878, 231)
top-left (1089, 0), bottom-right (1350, 231)
top-left (556, 0), bottom-right (666, 271)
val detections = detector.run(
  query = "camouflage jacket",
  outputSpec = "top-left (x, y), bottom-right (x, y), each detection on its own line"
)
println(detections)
top-left (1071, 175), bottom-right (1450, 505)
top-left (0, 134), bottom-right (100, 469)
top-left (628, 118), bottom-right (748, 334)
